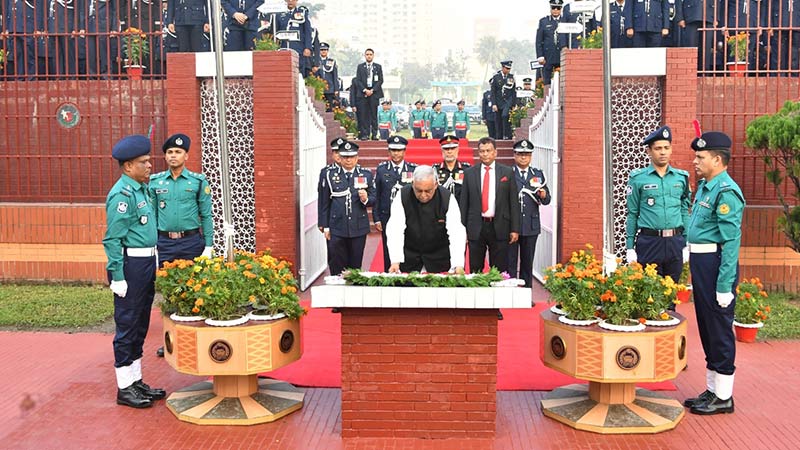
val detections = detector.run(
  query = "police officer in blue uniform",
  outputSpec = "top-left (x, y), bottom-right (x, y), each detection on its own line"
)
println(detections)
top-left (318, 42), bottom-right (339, 110)
top-left (87, 0), bottom-right (116, 77)
top-left (481, 89), bottom-right (496, 139)
top-left (166, 0), bottom-right (208, 52)
top-left (49, 0), bottom-right (84, 76)
top-left (274, 0), bottom-right (312, 75)
top-left (536, 0), bottom-right (567, 86)
top-left (103, 135), bottom-right (167, 409)
top-left (317, 137), bottom-right (345, 268)
top-left (683, 131), bottom-right (744, 415)
top-left (625, 126), bottom-right (691, 310)
top-left (664, 0), bottom-right (682, 47)
top-left (564, 0), bottom-right (598, 48)
top-left (678, 0), bottom-right (722, 71)
top-left (770, 0), bottom-right (800, 74)
top-left (631, 0), bottom-right (670, 47)
top-left (319, 140), bottom-right (376, 275)
top-left (374, 135), bottom-right (417, 272)
top-left (508, 139), bottom-right (551, 288)
top-left (3, 0), bottom-right (45, 79)
top-left (610, 0), bottom-right (634, 48)
top-left (222, 0), bottom-right (260, 50)
top-left (433, 135), bottom-right (471, 205)
top-left (489, 61), bottom-right (516, 140)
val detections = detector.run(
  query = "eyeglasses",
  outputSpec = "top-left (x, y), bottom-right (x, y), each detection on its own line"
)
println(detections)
top-left (551, 6), bottom-right (562, 10)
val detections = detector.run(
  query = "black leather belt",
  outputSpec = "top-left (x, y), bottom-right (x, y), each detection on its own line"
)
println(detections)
top-left (482, 217), bottom-right (494, 222)
top-left (639, 227), bottom-right (683, 237)
top-left (158, 228), bottom-right (200, 239)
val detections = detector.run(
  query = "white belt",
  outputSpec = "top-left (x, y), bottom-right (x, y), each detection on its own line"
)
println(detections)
top-left (688, 243), bottom-right (718, 254)
top-left (126, 247), bottom-right (156, 257)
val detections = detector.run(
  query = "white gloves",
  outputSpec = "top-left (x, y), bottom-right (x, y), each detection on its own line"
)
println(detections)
top-left (110, 280), bottom-right (128, 298)
top-left (201, 247), bottom-right (213, 258)
top-left (682, 246), bottom-right (689, 264)
top-left (626, 249), bottom-right (637, 263)
top-left (716, 291), bottom-right (734, 308)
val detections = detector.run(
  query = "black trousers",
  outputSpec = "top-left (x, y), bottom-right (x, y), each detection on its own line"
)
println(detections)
top-left (494, 113), bottom-right (511, 140)
top-left (485, 119), bottom-right (496, 139)
top-left (468, 220), bottom-right (509, 273)
top-left (632, 31), bottom-right (663, 48)
top-left (157, 233), bottom-right (205, 266)
top-left (176, 25), bottom-right (206, 53)
top-left (509, 234), bottom-right (538, 287)
top-left (359, 94), bottom-right (380, 138)
top-left (110, 254), bottom-right (156, 367)
top-left (329, 234), bottom-right (367, 275)
top-left (689, 250), bottom-right (738, 375)
top-left (635, 234), bottom-right (685, 310)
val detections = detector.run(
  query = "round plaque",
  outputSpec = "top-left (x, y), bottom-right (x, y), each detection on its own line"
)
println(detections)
top-left (56, 103), bottom-right (81, 129)
top-left (678, 336), bottom-right (687, 360)
top-left (550, 336), bottom-right (566, 360)
top-left (616, 346), bottom-right (641, 370)
top-left (279, 330), bottom-right (294, 353)
top-left (164, 331), bottom-right (173, 355)
top-left (209, 340), bottom-right (233, 362)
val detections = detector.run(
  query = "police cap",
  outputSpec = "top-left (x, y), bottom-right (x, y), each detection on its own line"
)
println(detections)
top-left (414, 99), bottom-right (421, 106)
top-left (550, 0), bottom-right (564, 7)
top-left (388, 135), bottom-right (408, 150)
top-left (432, 100), bottom-right (442, 107)
top-left (339, 140), bottom-right (360, 157)
top-left (320, 42), bottom-right (330, 50)
top-left (162, 133), bottom-right (191, 152)
top-left (330, 136), bottom-right (346, 151)
top-left (513, 139), bottom-right (534, 153)
top-left (112, 135), bottom-right (151, 162)
top-left (691, 131), bottom-right (732, 152)
top-left (501, 60), bottom-right (513, 69)
top-left (641, 125), bottom-right (672, 146)
top-left (439, 135), bottom-right (459, 149)
top-left (457, 99), bottom-right (465, 105)
top-left (522, 77), bottom-right (532, 83)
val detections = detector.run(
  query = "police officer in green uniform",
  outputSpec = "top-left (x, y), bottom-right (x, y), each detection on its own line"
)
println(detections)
top-left (625, 125), bottom-right (691, 310)
top-left (103, 135), bottom-right (166, 409)
top-left (433, 135), bottom-right (471, 205)
top-left (452, 99), bottom-right (471, 139)
top-left (429, 100), bottom-right (448, 139)
top-left (149, 133), bottom-right (213, 357)
top-left (683, 131), bottom-right (744, 416)
top-left (376, 99), bottom-right (397, 140)
top-left (410, 99), bottom-right (428, 138)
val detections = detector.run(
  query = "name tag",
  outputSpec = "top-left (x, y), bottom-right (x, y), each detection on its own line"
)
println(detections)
top-left (137, 200), bottom-right (146, 209)
top-left (354, 176), bottom-right (368, 189)
top-left (643, 184), bottom-right (658, 190)
top-left (155, 189), bottom-right (168, 194)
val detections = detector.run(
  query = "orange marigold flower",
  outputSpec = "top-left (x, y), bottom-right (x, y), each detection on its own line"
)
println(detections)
top-left (192, 306), bottom-right (200, 313)
top-left (638, 317), bottom-right (646, 324)
top-left (195, 299), bottom-right (204, 306)
top-left (281, 286), bottom-right (288, 294)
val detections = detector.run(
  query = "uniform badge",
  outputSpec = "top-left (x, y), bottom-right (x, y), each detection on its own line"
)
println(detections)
top-left (625, 185), bottom-right (633, 196)
top-left (175, 137), bottom-right (183, 146)
top-left (402, 171), bottom-right (413, 183)
top-left (354, 176), bottom-right (368, 189)
top-left (140, 215), bottom-right (148, 225)
top-left (117, 202), bottom-right (128, 214)
top-left (155, 188), bottom-right (168, 194)
top-left (159, 200), bottom-right (166, 209)
top-left (205, 185), bottom-right (211, 195)
top-left (137, 200), bottom-right (146, 209)
top-left (696, 138), bottom-right (706, 148)
top-left (647, 197), bottom-right (655, 206)
top-left (718, 203), bottom-right (730, 215)
top-left (662, 129), bottom-right (670, 139)
top-left (643, 184), bottom-right (658, 190)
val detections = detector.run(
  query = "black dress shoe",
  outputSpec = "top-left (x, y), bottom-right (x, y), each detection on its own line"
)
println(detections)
top-left (690, 394), bottom-right (734, 415)
top-left (117, 386), bottom-right (154, 408)
top-left (156, 346), bottom-right (164, 357)
top-left (132, 380), bottom-right (167, 400)
top-left (683, 389), bottom-right (714, 408)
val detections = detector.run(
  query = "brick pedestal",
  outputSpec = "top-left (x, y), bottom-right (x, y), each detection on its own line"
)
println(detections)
top-left (340, 308), bottom-right (498, 439)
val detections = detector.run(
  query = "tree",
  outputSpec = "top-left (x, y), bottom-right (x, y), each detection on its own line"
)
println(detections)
top-left (745, 100), bottom-right (800, 253)
top-left (475, 36), bottom-right (501, 83)
top-left (326, 41), bottom-right (363, 75)
top-left (400, 61), bottom-right (434, 103)
top-left (299, 2), bottom-right (325, 18)
top-left (432, 50), bottom-right (469, 82)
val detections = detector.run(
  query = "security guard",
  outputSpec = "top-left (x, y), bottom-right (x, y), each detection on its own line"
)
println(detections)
top-left (610, 0), bottom-right (634, 48)
top-left (429, 100), bottom-right (448, 139)
top-left (274, 1), bottom-right (311, 75)
top-left (452, 99), bottom-right (471, 139)
top-left (318, 137), bottom-right (345, 267)
top-left (166, 0), bottom-right (209, 52)
top-left (678, 0), bottom-right (720, 71)
top-left (376, 99), bottom-right (397, 140)
top-left (318, 42), bottom-right (339, 110)
top-left (103, 135), bottom-right (166, 409)
top-left (536, 1), bottom-right (567, 86)
top-left (221, 0), bottom-right (261, 51)
top-left (433, 135), bottom-right (471, 205)
top-left (626, 125), bottom-right (691, 309)
top-left (318, 140), bottom-right (376, 275)
top-left (373, 136), bottom-right (417, 272)
top-left (508, 139), bottom-right (551, 288)
top-left (481, 90), bottom-right (496, 139)
top-left (631, 0), bottom-right (670, 47)
top-left (489, 61), bottom-right (516, 139)
top-left (684, 131), bottom-right (744, 416)
top-left (410, 99), bottom-right (428, 138)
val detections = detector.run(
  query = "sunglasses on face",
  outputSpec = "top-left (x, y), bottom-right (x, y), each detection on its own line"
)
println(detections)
top-left (551, 6), bottom-right (562, 10)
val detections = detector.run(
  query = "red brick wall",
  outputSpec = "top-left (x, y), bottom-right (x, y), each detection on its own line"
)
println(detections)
top-left (340, 308), bottom-right (497, 439)
top-left (165, 53), bottom-right (203, 173)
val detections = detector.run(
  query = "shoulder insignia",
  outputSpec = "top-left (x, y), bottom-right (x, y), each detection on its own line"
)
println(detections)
top-left (629, 167), bottom-right (646, 178)
top-left (379, 161), bottom-right (389, 167)
top-left (118, 189), bottom-right (131, 197)
top-left (204, 185), bottom-right (211, 195)
top-left (718, 203), bottom-right (730, 215)
top-left (117, 202), bottom-right (128, 214)
top-left (625, 185), bottom-right (633, 196)
top-left (674, 168), bottom-right (690, 177)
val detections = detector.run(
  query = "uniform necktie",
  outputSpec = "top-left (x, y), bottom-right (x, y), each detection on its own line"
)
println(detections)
top-left (346, 172), bottom-right (352, 184)
top-left (367, 64), bottom-right (373, 88)
top-left (482, 166), bottom-right (491, 214)
top-left (395, 166), bottom-right (401, 176)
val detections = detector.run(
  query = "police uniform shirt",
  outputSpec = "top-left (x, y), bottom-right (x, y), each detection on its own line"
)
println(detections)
top-left (452, 110), bottom-right (470, 132)
top-left (374, 160), bottom-right (417, 225)
top-left (319, 165), bottom-right (376, 237)
top-left (625, 164), bottom-right (691, 249)
top-left (514, 165), bottom-right (552, 235)
top-left (377, 108), bottom-right (397, 130)
top-left (688, 171), bottom-right (745, 293)
top-left (149, 169), bottom-right (214, 246)
top-left (385, 186), bottom-right (467, 270)
top-left (434, 161), bottom-right (471, 201)
top-left (429, 110), bottom-right (448, 129)
top-left (103, 173), bottom-right (157, 281)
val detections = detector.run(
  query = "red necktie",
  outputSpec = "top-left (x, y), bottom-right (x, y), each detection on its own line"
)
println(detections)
top-left (482, 165), bottom-right (490, 214)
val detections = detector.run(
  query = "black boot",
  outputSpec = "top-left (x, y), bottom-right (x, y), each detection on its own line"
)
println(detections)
top-left (683, 389), bottom-right (714, 408)
top-left (132, 380), bottom-right (167, 400)
top-left (117, 386), bottom-right (154, 408)
top-left (156, 346), bottom-right (164, 357)
top-left (690, 394), bottom-right (734, 415)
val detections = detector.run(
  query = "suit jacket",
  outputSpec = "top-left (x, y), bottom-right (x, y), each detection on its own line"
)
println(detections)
top-left (355, 61), bottom-right (384, 100)
top-left (460, 162), bottom-right (520, 241)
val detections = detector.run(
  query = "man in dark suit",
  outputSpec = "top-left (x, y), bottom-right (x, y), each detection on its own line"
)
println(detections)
top-left (355, 48), bottom-right (384, 140)
top-left (460, 137), bottom-right (520, 273)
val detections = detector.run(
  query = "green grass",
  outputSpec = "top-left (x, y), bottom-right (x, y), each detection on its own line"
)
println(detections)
top-left (0, 283), bottom-right (114, 328)
top-left (395, 123), bottom-right (489, 140)
top-left (758, 292), bottom-right (800, 340)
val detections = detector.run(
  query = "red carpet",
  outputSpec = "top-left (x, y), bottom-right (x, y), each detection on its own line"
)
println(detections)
top-left (264, 301), bottom-right (676, 392)
top-left (404, 138), bottom-right (468, 165)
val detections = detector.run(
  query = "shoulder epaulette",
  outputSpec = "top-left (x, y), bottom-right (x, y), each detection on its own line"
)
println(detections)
top-left (378, 161), bottom-right (390, 168)
top-left (629, 167), bottom-right (647, 178)
top-left (673, 168), bottom-right (690, 178)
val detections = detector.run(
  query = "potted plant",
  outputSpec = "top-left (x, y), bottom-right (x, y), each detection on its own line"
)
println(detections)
top-left (733, 277), bottom-right (770, 342)
top-left (305, 75), bottom-right (327, 101)
top-left (122, 27), bottom-right (149, 80)
top-left (155, 249), bottom-right (305, 327)
top-left (597, 263), bottom-right (646, 331)
top-left (726, 32), bottom-right (748, 76)
top-left (253, 34), bottom-right (280, 51)
top-left (578, 27), bottom-right (603, 49)
top-left (543, 244), bottom-right (603, 325)
top-left (155, 259), bottom-right (206, 321)
top-left (333, 106), bottom-right (358, 138)
top-left (631, 264), bottom-right (685, 326)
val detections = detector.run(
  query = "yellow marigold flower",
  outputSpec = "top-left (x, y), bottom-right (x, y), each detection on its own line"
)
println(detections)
top-left (585, 243), bottom-right (594, 249)
top-left (193, 283), bottom-right (201, 292)
top-left (194, 265), bottom-right (202, 273)
top-left (249, 295), bottom-right (256, 303)
top-left (660, 312), bottom-right (670, 320)
top-left (156, 270), bottom-right (168, 278)
top-left (205, 287), bottom-right (214, 295)
top-left (195, 298), bottom-right (204, 306)
top-left (281, 286), bottom-right (288, 295)
top-left (664, 289), bottom-right (672, 296)
top-left (647, 296), bottom-right (654, 304)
